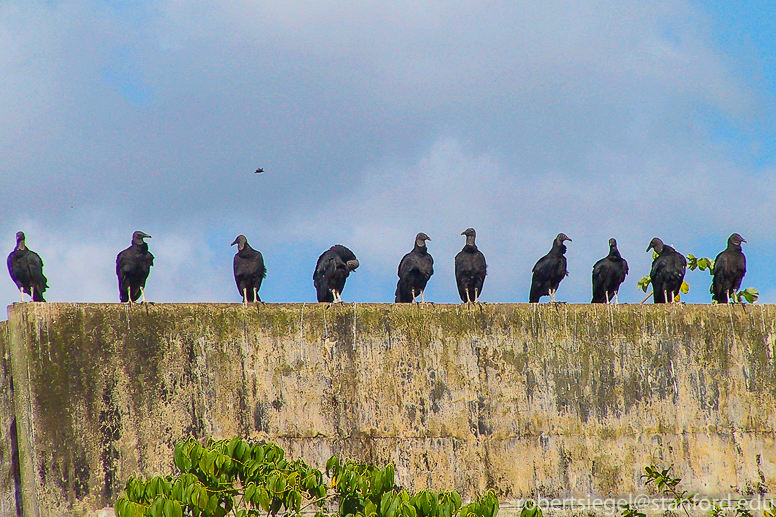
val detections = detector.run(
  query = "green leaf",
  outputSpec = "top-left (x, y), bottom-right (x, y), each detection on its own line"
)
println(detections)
top-left (174, 442), bottom-right (192, 473)
top-left (383, 464), bottom-right (395, 490)
top-left (450, 492), bottom-right (462, 512)
top-left (326, 456), bottom-right (339, 476)
top-left (257, 488), bottom-right (270, 511)
top-left (738, 287), bottom-right (760, 304)
top-left (371, 470), bottom-right (384, 496)
top-left (150, 496), bottom-right (165, 517)
top-left (680, 281), bottom-right (689, 294)
top-left (245, 483), bottom-right (257, 503)
top-left (637, 276), bottom-right (651, 293)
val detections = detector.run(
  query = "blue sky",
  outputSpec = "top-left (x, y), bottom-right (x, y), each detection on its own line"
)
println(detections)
top-left (1, 0), bottom-right (775, 310)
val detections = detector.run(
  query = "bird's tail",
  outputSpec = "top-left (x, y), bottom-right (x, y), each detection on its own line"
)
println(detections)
top-left (529, 284), bottom-right (541, 303)
top-left (32, 288), bottom-right (46, 302)
top-left (395, 281), bottom-right (413, 303)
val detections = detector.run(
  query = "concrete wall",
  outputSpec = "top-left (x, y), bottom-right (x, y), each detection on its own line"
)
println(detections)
top-left (3, 302), bottom-right (776, 516)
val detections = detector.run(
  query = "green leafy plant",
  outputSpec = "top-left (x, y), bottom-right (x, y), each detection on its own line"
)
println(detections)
top-left (116, 437), bottom-right (499, 517)
top-left (686, 254), bottom-right (759, 304)
top-left (518, 500), bottom-right (543, 517)
top-left (619, 503), bottom-right (646, 517)
top-left (628, 465), bottom-right (769, 517)
top-left (686, 255), bottom-right (714, 273)
top-left (736, 287), bottom-right (760, 304)
top-left (637, 276), bottom-right (689, 302)
top-left (642, 465), bottom-right (695, 517)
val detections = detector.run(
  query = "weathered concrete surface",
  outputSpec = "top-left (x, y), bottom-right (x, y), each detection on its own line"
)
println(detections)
top-left (4, 302), bottom-right (776, 516)
top-left (0, 320), bottom-right (20, 516)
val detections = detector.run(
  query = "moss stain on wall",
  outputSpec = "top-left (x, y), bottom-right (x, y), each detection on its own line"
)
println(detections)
top-left (3, 303), bottom-right (776, 516)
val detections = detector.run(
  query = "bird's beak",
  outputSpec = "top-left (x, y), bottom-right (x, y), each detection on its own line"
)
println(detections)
top-left (645, 245), bottom-right (652, 252)
top-left (742, 238), bottom-right (747, 243)
top-left (231, 238), bottom-right (239, 246)
top-left (461, 231), bottom-right (465, 236)
top-left (144, 234), bottom-right (152, 239)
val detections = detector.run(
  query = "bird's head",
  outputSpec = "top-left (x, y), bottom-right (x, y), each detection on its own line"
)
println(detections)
top-left (556, 233), bottom-right (572, 244)
top-left (14, 231), bottom-right (25, 250)
top-left (415, 233), bottom-right (431, 247)
top-left (346, 258), bottom-right (360, 272)
top-left (729, 233), bottom-right (746, 246)
top-left (231, 235), bottom-right (248, 251)
top-left (608, 238), bottom-right (617, 248)
top-left (461, 228), bottom-right (476, 238)
top-left (646, 237), bottom-right (664, 254)
top-left (132, 231), bottom-right (152, 245)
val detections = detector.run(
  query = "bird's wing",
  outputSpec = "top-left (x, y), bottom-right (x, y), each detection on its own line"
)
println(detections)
top-left (532, 253), bottom-right (553, 276)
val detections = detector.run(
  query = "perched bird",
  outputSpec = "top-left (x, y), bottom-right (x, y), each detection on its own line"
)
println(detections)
top-left (313, 245), bottom-right (359, 303)
top-left (255, 168), bottom-right (264, 174)
top-left (646, 237), bottom-right (686, 304)
top-left (7, 232), bottom-right (48, 302)
top-left (530, 233), bottom-right (571, 303)
top-left (592, 238), bottom-right (629, 304)
top-left (231, 235), bottom-right (267, 305)
top-left (116, 231), bottom-right (154, 303)
top-left (395, 233), bottom-right (434, 303)
top-left (711, 233), bottom-right (747, 303)
top-left (455, 228), bottom-right (487, 303)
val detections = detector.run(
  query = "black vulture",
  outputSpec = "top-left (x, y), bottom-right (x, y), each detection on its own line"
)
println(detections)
top-left (395, 233), bottom-right (434, 303)
top-left (7, 231), bottom-right (48, 302)
top-left (232, 235), bottom-right (267, 305)
top-left (313, 245), bottom-right (359, 303)
top-left (591, 238), bottom-right (629, 304)
top-left (455, 228), bottom-right (487, 303)
top-left (711, 233), bottom-right (746, 303)
top-left (529, 233), bottom-right (571, 303)
top-left (646, 237), bottom-right (686, 304)
top-left (116, 231), bottom-right (154, 303)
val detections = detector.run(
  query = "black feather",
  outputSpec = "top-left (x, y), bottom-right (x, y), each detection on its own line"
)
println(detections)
top-left (530, 233), bottom-right (571, 303)
top-left (710, 233), bottom-right (746, 303)
top-left (232, 235), bottom-right (267, 302)
top-left (647, 237), bottom-right (686, 304)
top-left (455, 228), bottom-right (487, 302)
top-left (313, 245), bottom-right (359, 302)
top-left (116, 231), bottom-right (154, 303)
top-left (395, 233), bottom-right (434, 303)
top-left (7, 232), bottom-right (48, 302)
top-left (591, 238), bottom-right (629, 303)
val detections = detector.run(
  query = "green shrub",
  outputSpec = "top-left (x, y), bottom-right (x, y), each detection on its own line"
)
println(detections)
top-left (115, 437), bottom-right (499, 517)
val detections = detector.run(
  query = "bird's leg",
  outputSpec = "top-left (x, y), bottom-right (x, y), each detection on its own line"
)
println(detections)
top-left (411, 288), bottom-right (416, 303)
top-left (550, 289), bottom-right (556, 303)
top-left (127, 286), bottom-right (133, 306)
top-left (614, 292), bottom-right (619, 305)
top-left (243, 288), bottom-right (248, 307)
top-left (253, 287), bottom-right (259, 303)
top-left (605, 292), bottom-right (610, 305)
top-left (420, 290), bottom-right (425, 304)
top-left (465, 289), bottom-right (472, 304)
top-left (141, 286), bottom-right (146, 303)
top-left (474, 288), bottom-right (480, 304)
top-left (19, 287), bottom-right (25, 303)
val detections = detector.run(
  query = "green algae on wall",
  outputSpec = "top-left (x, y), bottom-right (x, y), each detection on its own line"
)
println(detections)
top-left (3, 302), bottom-right (776, 516)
